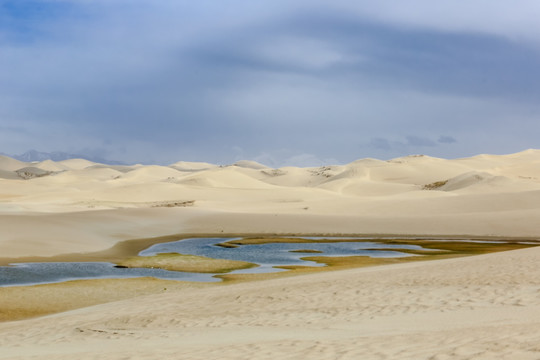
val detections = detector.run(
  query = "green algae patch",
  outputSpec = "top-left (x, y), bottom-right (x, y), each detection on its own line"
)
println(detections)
top-left (116, 253), bottom-right (257, 273)
top-left (377, 240), bottom-right (537, 257)
top-left (296, 241), bottom-right (540, 269)
top-left (217, 240), bottom-right (540, 283)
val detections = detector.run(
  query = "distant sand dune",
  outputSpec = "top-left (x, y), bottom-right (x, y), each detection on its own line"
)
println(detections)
top-left (0, 155), bottom-right (27, 172)
top-left (2, 150), bottom-right (540, 257)
top-left (2, 150), bottom-right (540, 359)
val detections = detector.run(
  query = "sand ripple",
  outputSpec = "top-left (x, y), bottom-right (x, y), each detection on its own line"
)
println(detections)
top-left (2, 246), bottom-right (540, 359)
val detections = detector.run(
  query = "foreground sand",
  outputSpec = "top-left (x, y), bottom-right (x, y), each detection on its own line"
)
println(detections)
top-left (1, 245), bottom-right (540, 359)
top-left (2, 150), bottom-right (540, 359)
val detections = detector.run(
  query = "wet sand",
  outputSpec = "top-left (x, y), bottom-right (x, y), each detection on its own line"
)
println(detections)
top-left (2, 245), bottom-right (540, 359)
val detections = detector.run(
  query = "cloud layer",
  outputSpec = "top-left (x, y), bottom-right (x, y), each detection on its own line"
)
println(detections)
top-left (1, 0), bottom-right (540, 165)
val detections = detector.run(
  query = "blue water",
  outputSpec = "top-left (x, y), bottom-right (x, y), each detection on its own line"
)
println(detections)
top-left (0, 262), bottom-right (219, 287)
top-left (0, 237), bottom-right (422, 287)
top-left (141, 237), bottom-right (421, 267)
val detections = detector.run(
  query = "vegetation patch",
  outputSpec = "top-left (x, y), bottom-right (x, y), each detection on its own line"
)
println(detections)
top-left (261, 169), bottom-right (287, 177)
top-left (15, 167), bottom-right (56, 180)
top-left (422, 180), bottom-right (449, 190)
top-left (151, 200), bottom-right (195, 208)
top-left (116, 252), bottom-right (257, 273)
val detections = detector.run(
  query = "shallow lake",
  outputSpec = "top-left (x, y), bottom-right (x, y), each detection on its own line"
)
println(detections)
top-left (0, 237), bottom-right (425, 287)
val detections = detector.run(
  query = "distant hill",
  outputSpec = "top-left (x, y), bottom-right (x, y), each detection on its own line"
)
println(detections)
top-left (0, 150), bottom-right (126, 165)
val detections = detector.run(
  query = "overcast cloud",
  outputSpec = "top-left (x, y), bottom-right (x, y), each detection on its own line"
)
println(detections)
top-left (1, 0), bottom-right (540, 166)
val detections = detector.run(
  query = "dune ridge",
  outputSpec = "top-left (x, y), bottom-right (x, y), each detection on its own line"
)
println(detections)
top-left (2, 150), bottom-right (540, 258)
top-left (2, 150), bottom-right (540, 358)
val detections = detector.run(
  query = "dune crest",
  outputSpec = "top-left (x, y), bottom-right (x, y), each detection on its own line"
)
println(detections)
top-left (2, 151), bottom-right (540, 359)
top-left (1, 150), bottom-right (540, 258)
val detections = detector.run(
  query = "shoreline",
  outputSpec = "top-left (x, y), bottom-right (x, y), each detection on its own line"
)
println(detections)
top-left (3, 245), bottom-right (540, 358)
top-left (3, 151), bottom-right (540, 358)
top-left (1, 234), bottom-right (538, 323)
top-left (1, 231), bottom-right (539, 266)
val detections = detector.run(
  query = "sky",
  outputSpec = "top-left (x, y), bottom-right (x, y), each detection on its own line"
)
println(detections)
top-left (1, 0), bottom-right (540, 166)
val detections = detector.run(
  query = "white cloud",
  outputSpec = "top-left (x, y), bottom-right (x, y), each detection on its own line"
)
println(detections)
top-left (328, 0), bottom-right (540, 44)
top-left (254, 36), bottom-right (356, 70)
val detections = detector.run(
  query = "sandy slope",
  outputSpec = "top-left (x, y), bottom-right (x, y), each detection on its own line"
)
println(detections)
top-left (2, 150), bottom-right (540, 258)
top-left (2, 150), bottom-right (540, 359)
top-left (1, 245), bottom-right (540, 359)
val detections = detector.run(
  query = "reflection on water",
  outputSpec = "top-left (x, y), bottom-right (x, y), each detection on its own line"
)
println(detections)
top-left (0, 237), bottom-right (422, 287)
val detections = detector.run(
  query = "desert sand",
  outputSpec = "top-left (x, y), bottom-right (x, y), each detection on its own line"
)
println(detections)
top-left (2, 150), bottom-right (540, 359)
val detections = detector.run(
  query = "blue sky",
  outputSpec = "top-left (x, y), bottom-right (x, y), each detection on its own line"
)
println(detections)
top-left (1, 0), bottom-right (540, 166)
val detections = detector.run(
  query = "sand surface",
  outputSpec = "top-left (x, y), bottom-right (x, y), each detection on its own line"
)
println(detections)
top-left (2, 246), bottom-right (540, 359)
top-left (2, 150), bottom-right (540, 258)
top-left (2, 150), bottom-right (540, 359)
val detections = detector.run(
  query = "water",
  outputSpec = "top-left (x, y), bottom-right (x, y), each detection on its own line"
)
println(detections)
top-left (141, 237), bottom-right (421, 266)
top-left (0, 237), bottom-right (422, 287)
top-left (0, 261), bottom-right (219, 287)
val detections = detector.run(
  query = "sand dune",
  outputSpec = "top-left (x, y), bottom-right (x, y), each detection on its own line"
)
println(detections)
top-left (232, 160), bottom-right (270, 170)
top-left (0, 155), bottom-right (29, 172)
top-left (169, 160), bottom-right (217, 172)
top-left (58, 158), bottom-right (99, 170)
top-left (117, 165), bottom-right (184, 182)
top-left (2, 150), bottom-right (540, 359)
top-left (2, 150), bottom-right (540, 255)
top-left (177, 166), bottom-right (277, 189)
top-left (33, 159), bottom-right (70, 172)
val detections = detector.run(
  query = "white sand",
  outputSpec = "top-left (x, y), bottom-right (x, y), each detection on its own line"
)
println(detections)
top-left (2, 246), bottom-right (540, 359)
top-left (2, 150), bottom-right (540, 257)
top-left (1, 150), bottom-right (540, 359)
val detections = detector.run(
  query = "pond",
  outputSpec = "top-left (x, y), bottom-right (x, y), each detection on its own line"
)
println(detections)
top-left (0, 237), bottom-right (426, 287)
top-left (140, 237), bottom-right (423, 272)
